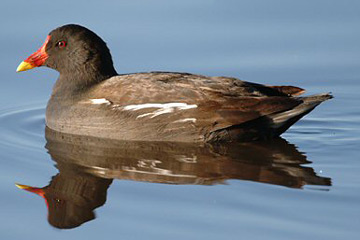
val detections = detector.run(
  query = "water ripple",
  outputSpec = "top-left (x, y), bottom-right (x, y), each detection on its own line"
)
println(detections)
top-left (0, 103), bottom-right (46, 151)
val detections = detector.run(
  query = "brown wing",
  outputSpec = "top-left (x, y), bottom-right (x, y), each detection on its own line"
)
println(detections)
top-left (90, 72), bottom-right (303, 139)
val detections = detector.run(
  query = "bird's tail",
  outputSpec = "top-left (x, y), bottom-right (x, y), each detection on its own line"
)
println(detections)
top-left (269, 93), bottom-right (333, 136)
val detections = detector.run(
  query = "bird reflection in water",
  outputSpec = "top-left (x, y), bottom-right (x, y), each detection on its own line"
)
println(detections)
top-left (16, 127), bottom-right (331, 229)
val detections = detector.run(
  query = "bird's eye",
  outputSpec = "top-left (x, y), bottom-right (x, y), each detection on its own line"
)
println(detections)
top-left (57, 41), bottom-right (67, 48)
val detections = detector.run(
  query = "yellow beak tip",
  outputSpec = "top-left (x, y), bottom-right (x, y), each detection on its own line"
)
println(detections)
top-left (16, 61), bottom-right (35, 72)
top-left (15, 183), bottom-right (29, 189)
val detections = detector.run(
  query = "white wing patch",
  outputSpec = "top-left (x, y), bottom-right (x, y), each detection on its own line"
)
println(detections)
top-left (123, 103), bottom-right (197, 119)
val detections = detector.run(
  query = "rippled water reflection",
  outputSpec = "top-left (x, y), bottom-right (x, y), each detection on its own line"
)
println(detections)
top-left (14, 124), bottom-right (334, 229)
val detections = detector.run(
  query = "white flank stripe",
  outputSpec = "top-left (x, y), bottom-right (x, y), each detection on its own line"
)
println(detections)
top-left (173, 118), bottom-right (197, 123)
top-left (123, 103), bottom-right (197, 118)
top-left (123, 103), bottom-right (197, 111)
top-left (90, 98), bottom-right (111, 105)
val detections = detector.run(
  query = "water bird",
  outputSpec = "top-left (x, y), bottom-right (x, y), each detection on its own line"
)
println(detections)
top-left (17, 24), bottom-right (332, 142)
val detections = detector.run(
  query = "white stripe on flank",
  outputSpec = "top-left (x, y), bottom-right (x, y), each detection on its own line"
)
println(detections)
top-left (90, 98), bottom-right (111, 105)
top-left (123, 103), bottom-right (197, 119)
top-left (123, 103), bottom-right (197, 111)
top-left (173, 118), bottom-right (197, 123)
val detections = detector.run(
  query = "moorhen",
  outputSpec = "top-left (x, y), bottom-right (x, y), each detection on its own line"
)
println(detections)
top-left (17, 24), bottom-right (332, 142)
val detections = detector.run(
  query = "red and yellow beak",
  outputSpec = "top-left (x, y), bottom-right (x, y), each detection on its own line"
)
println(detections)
top-left (15, 183), bottom-right (45, 197)
top-left (16, 35), bottom-right (51, 72)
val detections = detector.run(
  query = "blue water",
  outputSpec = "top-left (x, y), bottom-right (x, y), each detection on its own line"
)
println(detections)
top-left (1, 1), bottom-right (359, 239)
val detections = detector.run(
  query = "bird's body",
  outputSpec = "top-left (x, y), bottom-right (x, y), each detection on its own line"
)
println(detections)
top-left (17, 24), bottom-right (332, 142)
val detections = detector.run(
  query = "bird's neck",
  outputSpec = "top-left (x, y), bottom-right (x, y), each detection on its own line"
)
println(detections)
top-left (51, 67), bottom-right (117, 99)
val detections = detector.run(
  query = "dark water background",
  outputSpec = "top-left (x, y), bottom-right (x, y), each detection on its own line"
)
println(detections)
top-left (1, 1), bottom-right (359, 239)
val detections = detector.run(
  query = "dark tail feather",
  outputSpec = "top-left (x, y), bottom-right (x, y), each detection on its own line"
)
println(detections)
top-left (269, 93), bottom-right (333, 136)
top-left (208, 93), bottom-right (332, 142)
top-left (269, 85), bottom-right (306, 96)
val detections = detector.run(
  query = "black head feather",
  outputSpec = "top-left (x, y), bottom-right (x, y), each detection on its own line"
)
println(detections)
top-left (45, 24), bottom-right (117, 94)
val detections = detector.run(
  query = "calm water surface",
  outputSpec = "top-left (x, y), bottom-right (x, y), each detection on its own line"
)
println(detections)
top-left (1, 1), bottom-right (359, 239)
